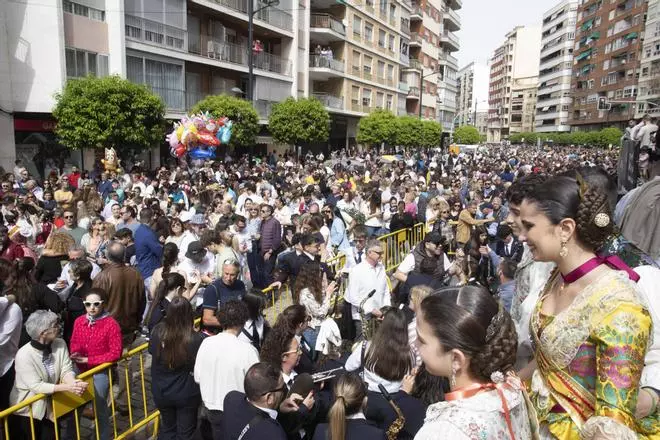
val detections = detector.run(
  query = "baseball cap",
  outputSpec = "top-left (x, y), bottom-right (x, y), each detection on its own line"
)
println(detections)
top-left (185, 241), bottom-right (205, 259)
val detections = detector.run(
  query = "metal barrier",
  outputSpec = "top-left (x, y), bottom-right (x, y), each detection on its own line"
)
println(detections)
top-left (2, 225), bottom-right (429, 440)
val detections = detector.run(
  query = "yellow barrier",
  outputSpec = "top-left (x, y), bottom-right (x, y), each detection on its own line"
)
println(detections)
top-left (378, 229), bottom-right (410, 273)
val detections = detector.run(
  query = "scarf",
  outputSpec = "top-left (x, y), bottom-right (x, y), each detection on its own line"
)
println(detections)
top-left (30, 339), bottom-right (53, 362)
top-left (87, 311), bottom-right (110, 327)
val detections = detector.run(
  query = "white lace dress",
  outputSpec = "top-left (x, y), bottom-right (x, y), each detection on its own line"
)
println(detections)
top-left (414, 384), bottom-right (534, 440)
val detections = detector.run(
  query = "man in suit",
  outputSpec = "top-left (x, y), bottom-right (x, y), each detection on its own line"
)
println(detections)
top-left (495, 224), bottom-right (523, 263)
top-left (273, 234), bottom-right (333, 291)
top-left (223, 363), bottom-right (301, 440)
top-left (258, 204), bottom-right (281, 287)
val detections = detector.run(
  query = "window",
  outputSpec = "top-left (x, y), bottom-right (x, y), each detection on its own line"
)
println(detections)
top-left (377, 60), bottom-right (385, 78)
top-left (376, 92), bottom-right (384, 107)
top-left (387, 64), bottom-right (394, 81)
top-left (365, 24), bottom-right (373, 42)
top-left (388, 35), bottom-right (395, 51)
top-left (63, 0), bottom-right (105, 21)
top-left (362, 88), bottom-right (372, 106)
top-left (378, 30), bottom-right (386, 47)
top-left (389, 4), bottom-right (396, 20)
top-left (353, 16), bottom-right (362, 36)
top-left (363, 56), bottom-right (373, 75)
top-left (386, 94), bottom-right (393, 110)
top-left (65, 48), bottom-right (109, 78)
top-left (127, 55), bottom-right (184, 110)
top-left (352, 50), bottom-right (361, 74)
top-left (380, 0), bottom-right (387, 15)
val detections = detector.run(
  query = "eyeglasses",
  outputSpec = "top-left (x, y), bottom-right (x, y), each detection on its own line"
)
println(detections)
top-left (369, 249), bottom-right (384, 255)
top-left (64, 215), bottom-right (74, 219)
top-left (283, 347), bottom-right (303, 356)
top-left (84, 301), bottom-right (103, 308)
top-left (441, 210), bottom-right (449, 214)
top-left (260, 384), bottom-right (288, 396)
top-left (260, 209), bottom-right (270, 213)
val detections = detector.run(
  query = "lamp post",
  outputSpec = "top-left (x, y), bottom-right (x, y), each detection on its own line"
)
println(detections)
top-left (247, 0), bottom-right (280, 103)
top-left (418, 68), bottom-right (440, 119)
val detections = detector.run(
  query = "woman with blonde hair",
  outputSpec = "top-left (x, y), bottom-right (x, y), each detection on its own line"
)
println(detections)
top-left (35, 231), bottom-right (75, 285)
top-left (312, 372), bottom-right (385, 440)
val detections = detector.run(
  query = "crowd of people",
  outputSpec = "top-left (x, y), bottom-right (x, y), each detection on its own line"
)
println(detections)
top-left (0, 141), bottom-right (658, 440)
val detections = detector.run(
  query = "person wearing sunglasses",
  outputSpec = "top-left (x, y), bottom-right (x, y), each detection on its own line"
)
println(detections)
top-left (69, 288), bottom-right (121, 440)
top-left (58, 209), bottom-right (86, 246)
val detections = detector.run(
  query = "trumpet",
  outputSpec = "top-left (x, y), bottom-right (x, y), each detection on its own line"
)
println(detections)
top-left (378, 384), bottom-right (405, 440)
top-left (359, 289), bottom-right (376, 341)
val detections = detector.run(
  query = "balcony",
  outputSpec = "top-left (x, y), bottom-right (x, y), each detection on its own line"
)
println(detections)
top-left (410, 32), bottom-right (422, 47)
top-left (349, 101), bottom-right (374, 113)
top-left (404, 59), bottom-right (422, 71)
top-left (400, 18), bottom-right (410, 35)
top-left (442, 8), bottom-right (460, 32)
top-left (398, 81), bottom-right (409, 92)
top-left (407, 86), bottom-right (420, 98)
top-left (312, 92), bottom-right (344, 110)
top-left (125, 14), bottom-right (186, 52)
top-left (449, 0), bottom-right (461, 10)
top-left (192, 0), bottom-right (292, 32)
top-left (399, 52), bottom-right (410, 65)
top-left (441, 31), bottom-right (460, 51)
top-left (309, 55), bottom-right (345, 80)
top-left (410, 3), bottom-right (422, 20)
top-left (310, 14), bottom-right (346, 42)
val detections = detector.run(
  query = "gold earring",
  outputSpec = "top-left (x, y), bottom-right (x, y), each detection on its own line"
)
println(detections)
top-left (450, 365), bottom-right (457, 389)
top-left (559, 240), bottom-right (568, 258)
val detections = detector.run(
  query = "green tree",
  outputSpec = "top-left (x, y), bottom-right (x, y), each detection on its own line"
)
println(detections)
top-left (453, 125), bottom-right (480, 144)
top-left (420, 120), bottom-right (443, 148)
top-left (357, 109), bottom-right (398, 146)
top-left (53, 75), bottom-right (165, 152)
top-left (395, 116), bottom-right (424, 148)
top-left (508, 133), bottom-right (524, 144)
top-left (570, 131), bottom-right (590, 145)
top-left (599, 127), bottom-right (623, 146)
top-left (191, 94), bottom-right (259, 148)
top-left (268, 97), bottom-right (330, 146)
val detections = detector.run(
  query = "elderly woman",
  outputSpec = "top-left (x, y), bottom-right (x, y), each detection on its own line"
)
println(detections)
top-left (9, 310), bottom-right (88, 439)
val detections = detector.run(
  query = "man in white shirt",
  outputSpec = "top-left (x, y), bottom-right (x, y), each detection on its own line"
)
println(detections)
top-left (344, 239), bottom-right (390, 340)
top-left (341, 227), bottom-right (368, 274)
top-left (635, 115), bottom-right (658, 149)
top-left (179, 241), bottom-right (216, 307)
top-left (0, 296), bottom-right (22, 411)
top-left (195, 300), bottom-right (259, 440)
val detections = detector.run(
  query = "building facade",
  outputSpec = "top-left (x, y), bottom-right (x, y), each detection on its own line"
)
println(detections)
top-left (569, 0), bottom-right (647, 130)
top-left (536, 0), bottom-right (577, 133)
top-left (404, 0), bottom-right (460, 130)
top-left (456, 61), bottom-right (488, 127)
top-left (487, 25), bottom-right (542, 142)
top-left (636, 0), bottom-right (660, 117)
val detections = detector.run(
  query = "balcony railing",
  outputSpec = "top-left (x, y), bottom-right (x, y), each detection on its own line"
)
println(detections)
top-left (407, 59), bottom-right (422, 70)
top-left (400, 52), bottom-right (410, 65)
top-left (410, 32), bottom-right (423, 44)
top-left (254, 51), bottom-right (292, 75)
top-left (407, 86), bottom-right (420, 97)
top-left (310, 13), bottom-right (345, 35)
top-left (312, 92), bottom-right (343, 109)
top-left (411, 3), bottom-right (422, 17)
top-left (350, 101), bottom-right (373, 113)
top-left (208, 0), bottom-right (293, 31)
top-left (444, 7), bottom-right (459, 24)
top-left (255, 99), bottom-right (277, 118)
top-left (125, 14), bottom-right (186, 52)
top-left (442, 30), bottom-right (459, 46)
top-left (309, 55), bottom-right (345, 72)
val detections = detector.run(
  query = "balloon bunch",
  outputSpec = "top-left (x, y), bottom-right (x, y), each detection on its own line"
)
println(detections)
top-left (166, 112), bottom-right (233, 160)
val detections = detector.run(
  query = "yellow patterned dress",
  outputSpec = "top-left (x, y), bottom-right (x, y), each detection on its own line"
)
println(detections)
top-left (528, 270), bottom-right (659, 439)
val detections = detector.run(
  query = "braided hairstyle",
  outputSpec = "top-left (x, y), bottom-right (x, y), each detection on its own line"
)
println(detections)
top-left (420, 286), bottom-right (517, 381)
top-left (524, 175), bottom-right (613, 251)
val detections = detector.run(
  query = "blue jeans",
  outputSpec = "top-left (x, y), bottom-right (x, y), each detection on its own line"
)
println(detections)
top-left (303, 327), bottom-right (320, 360)
top-left (93, 372), bottom-right (111, 440)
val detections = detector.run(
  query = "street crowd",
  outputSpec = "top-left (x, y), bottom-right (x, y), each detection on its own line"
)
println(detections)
top-left (0, 140), bottom-right (658, 440)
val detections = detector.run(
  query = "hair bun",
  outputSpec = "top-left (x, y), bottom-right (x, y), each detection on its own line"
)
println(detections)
top-left (575, 188), bottom-right (613, 250)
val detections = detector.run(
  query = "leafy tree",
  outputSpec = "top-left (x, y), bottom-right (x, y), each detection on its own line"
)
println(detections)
top-left (570, 131), bottom-right (590, 145)
top-left (357, 109), bottom-right (397, 146)
top-left (191, 95), bottom-right (259, 148)
top-left (268, 97), bottom-right (330, 146)
top-left (53, 75), bottom-right (165, 152)
top-left (395, 116), bottom-right (424, 148)
top-left (453, 125), bottom-right (480, 144)
top-left (599, 127), bottom-right (623, 146)
top-left (420, 120), bottom-right (443, 148)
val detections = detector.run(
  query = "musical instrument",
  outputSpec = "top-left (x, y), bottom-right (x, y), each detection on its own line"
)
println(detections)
top-left (378, 384), bottom-right (405, 440)
top-left (359, 289), bottom-right (377, 341)
top-left (329, 273), bottom-right (347, 320)
top-left (311, 367), bottom-right (344, 383)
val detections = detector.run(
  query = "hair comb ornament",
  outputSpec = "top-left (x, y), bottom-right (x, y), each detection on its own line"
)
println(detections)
top-left (575, 173), bottom-right (589, 200)
top-left (594, 212), bottom-right (611, 228)
top-left (485, 304), bottom-right (505, 341)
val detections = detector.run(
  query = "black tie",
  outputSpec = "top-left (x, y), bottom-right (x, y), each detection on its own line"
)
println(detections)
top-left (287, 378), bottom-right (294, 388)
top-left (356, 251), bottom-right (363, 264)
top-left (252, 322), bottom-right (259, 349)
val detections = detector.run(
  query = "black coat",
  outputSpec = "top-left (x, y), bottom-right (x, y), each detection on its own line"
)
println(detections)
top-left (495, 239), bottom-right (524, 263)
top-left (365, 391), bottom-right (426, 440)
top-left (223, 391), bottom-right (287, 440)
top-left (312, 419), bottom-right (386, 440)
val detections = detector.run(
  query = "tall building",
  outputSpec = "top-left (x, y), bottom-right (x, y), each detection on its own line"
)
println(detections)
top-left (570, 0), bottom-right (647, 130)
top-left (403, 0), bottom-right (461, 130)
top-left (0, 0), bottom-right (422, 173)
top-left (636, 0), bottom-right (660, 116)
top-left (536, 0), bottom-right (577, 133)
top-left (487, 25), bottom-right (542, 142)
top-left (456, 61), bottom-right (489, 127)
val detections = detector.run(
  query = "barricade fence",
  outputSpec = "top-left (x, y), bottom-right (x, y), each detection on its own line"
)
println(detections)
top-left (1, 223), bottom-right (430, 440)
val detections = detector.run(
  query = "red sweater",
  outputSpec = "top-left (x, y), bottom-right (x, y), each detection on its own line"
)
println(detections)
top-left (69, 314), bottom-right (123, 371)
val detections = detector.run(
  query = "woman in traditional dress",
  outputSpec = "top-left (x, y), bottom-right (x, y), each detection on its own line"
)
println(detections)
top-left (519, 175), bottom-right (658, 439)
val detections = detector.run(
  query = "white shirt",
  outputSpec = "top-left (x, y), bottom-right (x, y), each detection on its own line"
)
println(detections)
top-left (237, 317), bottom-right (265, 347)
top-left (344, 261), bottom-right (390, 320)
top-left (194, 332), bottom-right (259, 410)
top-left (60, 261), bottom-right (102, 286)
top-left (397, 252), bottom-right (451, 275)
top-left (282, 370), bottom-right (298, 390)
top-left (0, 298), bottom-right (22, 376)
top-left (345, 341), bottom-right (402, 393)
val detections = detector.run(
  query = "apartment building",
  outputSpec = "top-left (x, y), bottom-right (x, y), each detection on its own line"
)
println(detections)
top-left (570, 0), bottom-right (647, 130)
top-left (308, 0), bottom-right (414, 148)
top-left (487, 25), bottom-right (542, 142)
top-left (401, 0), bottom-right (460, 129)
top-left (636, 0), bottom-right (660, 116)
top-left (536, 0), bottom-right (577, 133)
top-left (456, 61), bottom-right (488, 127)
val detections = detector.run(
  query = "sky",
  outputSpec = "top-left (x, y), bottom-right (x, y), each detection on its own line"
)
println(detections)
top-left (455, 0), bottom-right (560, 68)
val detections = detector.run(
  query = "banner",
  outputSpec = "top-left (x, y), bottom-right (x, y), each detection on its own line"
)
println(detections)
top-left (618, 140), bottom-right (638, 193)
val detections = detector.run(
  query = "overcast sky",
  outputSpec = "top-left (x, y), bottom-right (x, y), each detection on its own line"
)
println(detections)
top-left (455, 0), bottom-right (561, 68)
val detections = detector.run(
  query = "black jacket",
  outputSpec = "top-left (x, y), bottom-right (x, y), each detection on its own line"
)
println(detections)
top-left (390, 213), bottom-right (414, 233)
top-left (495, 239), bottom-right (524, 263)
top-left (312, 419), bottom-right (386, 440)
top-left (365, 391), bottom-right (426, 440)
top-left (223, 391), bottom-right (287, 440)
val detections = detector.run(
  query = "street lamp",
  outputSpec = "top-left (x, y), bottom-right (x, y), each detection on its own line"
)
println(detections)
top-left (247, 0), bottom-right (280, 103)
top-left (418, 67), bottom-right (440, 119)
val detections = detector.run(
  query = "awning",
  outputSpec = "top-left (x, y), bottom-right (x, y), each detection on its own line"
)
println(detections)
top-left (581, 18), bottom-right (594, 31)
top-left (589, 31), bottom-right (600, 40)
top-left (582, 64), bottom-right (592, 73)
top-left (575, 49), bottom-right (592, 61)
top-left (624, 32), bottom-right (638, 40)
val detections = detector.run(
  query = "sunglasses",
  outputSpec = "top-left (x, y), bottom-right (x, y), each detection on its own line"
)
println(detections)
top-left (370, 249), bottom-right (384, 255)
top-left (260, 209), bottom-right (270, 213)
top-left (84, 301), bottom-right (103, 308)
top-left (64, 215), bottom-right (74, 219)
top-left (260, 384), bottom-right (288, 396)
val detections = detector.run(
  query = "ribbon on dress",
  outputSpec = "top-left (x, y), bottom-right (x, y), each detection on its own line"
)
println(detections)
top-left (561, 255), bottom-right (640, 284)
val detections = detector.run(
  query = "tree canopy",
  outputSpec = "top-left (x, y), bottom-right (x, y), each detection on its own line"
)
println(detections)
top-left (191, 95), bottom-right (259, 148)
top-left (53, 75), bottom-right (165, 151)
top-left (453, 125), bottom-right (481, 144)
top-left (268, 97), bottom-right (330, 145)
top-left (508, 128), bottom-right (624, 147)
top-left (357, 109), bottom-right (398, 146)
